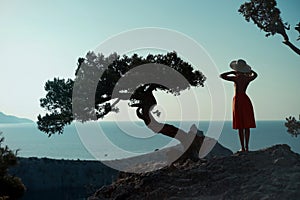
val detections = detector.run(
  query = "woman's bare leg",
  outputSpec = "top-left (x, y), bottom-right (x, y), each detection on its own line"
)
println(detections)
top-left (238, 129), bottom-right (245, 151)
top-left (245, 128), bottom-right (250, 152)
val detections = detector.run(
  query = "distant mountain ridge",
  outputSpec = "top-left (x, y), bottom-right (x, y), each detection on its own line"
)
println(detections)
top-left (0, 112), bottom-right (34, 123)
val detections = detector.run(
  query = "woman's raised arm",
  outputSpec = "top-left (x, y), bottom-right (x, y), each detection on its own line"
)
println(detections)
top-left (249, 70), bottom-right (258, 81)
top-left (220, 71), bottom-right (236, 81)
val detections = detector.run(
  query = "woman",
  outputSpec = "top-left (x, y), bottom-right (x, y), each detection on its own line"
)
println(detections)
top-left (220, 59), bottom-right (257, 152)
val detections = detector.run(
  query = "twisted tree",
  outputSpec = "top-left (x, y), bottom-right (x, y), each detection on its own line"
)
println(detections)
top-left (38, 51), bottom-right (206, 161)
top-left (239, 0), bottom-right (300, 56)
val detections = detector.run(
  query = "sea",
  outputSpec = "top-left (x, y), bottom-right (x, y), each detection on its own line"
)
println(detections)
top-left (1, 120), bottom-right (299, 160)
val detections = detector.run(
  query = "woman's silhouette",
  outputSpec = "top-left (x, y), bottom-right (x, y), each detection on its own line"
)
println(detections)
top-left (220, 59), bottom-right (257, 152)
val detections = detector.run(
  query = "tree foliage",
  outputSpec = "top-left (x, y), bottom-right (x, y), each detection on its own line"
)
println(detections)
top-left (38, 51), bottom-right (206, 161)
top-left (0, 132), bottom-right (26, 199)
top-left (37, 78), bottom-right (74, 135)
top-left (38, 51), bottom-right (205, 136)
top-left (285, 116), bottom-right (300, 137)
top-left (239, 0), bottom-right (300, 55)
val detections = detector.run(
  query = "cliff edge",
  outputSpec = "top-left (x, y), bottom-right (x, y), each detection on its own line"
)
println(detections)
top-left (89, 144), bottom-right (300, 200)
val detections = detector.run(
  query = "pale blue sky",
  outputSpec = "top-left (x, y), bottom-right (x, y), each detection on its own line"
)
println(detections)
top-left (0, 0), bottom-right (299, 121)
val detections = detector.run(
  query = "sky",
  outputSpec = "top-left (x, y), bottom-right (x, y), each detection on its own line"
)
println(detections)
top-left (0, 0), bottom-right (299, 122)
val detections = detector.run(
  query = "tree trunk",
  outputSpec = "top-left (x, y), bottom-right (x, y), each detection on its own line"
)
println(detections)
top-left (282, 40), bottom-right (300, 56)
top-left (135, 103), bottom-right (204, 164)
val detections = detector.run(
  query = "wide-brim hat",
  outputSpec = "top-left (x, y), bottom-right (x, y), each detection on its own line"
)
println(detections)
top-left (230, 59), bottom-right (251, 73)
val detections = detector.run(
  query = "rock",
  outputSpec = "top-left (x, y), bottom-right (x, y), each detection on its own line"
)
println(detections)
top-left (188, 124), bottom-right (233, 159)
top-left (89, 144), bottom-right (300, 200)
top-left (102, 132), bottom-right (233, 173)
top-left (205, 138), bottom-right (233, 158)
top-left (189, 124), bottom-right (203, 136)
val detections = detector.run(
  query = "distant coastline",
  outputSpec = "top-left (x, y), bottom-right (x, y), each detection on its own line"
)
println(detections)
top-left (0, 112), bottom-right (34, 124)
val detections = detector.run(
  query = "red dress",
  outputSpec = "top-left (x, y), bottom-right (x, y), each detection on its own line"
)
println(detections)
top-left (232, 93), bottom-right (256, 129)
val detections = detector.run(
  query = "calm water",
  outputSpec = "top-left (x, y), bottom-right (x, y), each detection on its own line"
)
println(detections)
top-left (1, 121), bottom-right (299, 161)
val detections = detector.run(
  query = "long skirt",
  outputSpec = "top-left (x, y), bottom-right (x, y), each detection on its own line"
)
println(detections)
top-left (232, 93), bottom-right (256, 129)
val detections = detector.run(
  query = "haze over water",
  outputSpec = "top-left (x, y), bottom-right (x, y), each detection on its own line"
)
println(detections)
top-left (1, 121), bottom-right (299, 161)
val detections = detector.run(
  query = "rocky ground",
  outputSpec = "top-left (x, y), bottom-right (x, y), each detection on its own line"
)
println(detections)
top-left (7, 134), bottom-right (231, 200)
top-left (89, 144), bottom-right (300, 200)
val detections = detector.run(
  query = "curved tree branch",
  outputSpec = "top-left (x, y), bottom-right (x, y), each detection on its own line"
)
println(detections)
top-left (282, 40), bottom-right (300, 56)
top-left (134, 89), bottom-right (204, 163)
top-left (111, 98), bottom-right (121, 108)
top-left (239, 0), bottom-right (300, 56)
